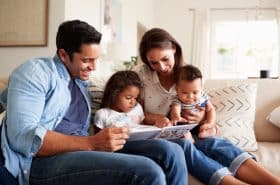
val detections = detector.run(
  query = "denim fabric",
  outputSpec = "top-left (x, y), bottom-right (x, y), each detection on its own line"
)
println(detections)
top-left (175, 136), bottom-right (253, 185)
top-left (119, 139), bottom-right (188, 185)
top-left (170, 139), bottom-right (230, 185)
top-left (0, 56), bottom-right (91, 185)
top-left (29, 151), bottom-right (166, 185)
top-left (194, 136), bottom-right (254, 176)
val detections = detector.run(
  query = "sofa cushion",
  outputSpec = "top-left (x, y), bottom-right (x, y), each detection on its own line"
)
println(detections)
top-left (266, 106), bottom-right (280, 128)
top-left (251, 142), bottom-right (280, 176)
top-left (207, 83), bottom-right (258, 151)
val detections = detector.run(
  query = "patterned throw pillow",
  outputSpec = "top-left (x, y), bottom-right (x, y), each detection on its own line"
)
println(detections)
top-left (207, 83), bottom-right (258, 151)
top-left (88, 81), bottom-right (105, 117)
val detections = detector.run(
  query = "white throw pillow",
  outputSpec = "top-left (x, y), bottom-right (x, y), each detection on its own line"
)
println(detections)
top-left (207, 83), bottom-right (258, 152)
top-left (266, 106), bottom-right (280, 128)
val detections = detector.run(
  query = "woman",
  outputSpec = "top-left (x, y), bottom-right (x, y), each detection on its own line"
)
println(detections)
top-left (134, 28), bottom-right (280, 185)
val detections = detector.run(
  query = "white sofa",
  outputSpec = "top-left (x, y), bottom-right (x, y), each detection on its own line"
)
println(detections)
top-left (189, 79), bottom-right (280, 185)
top-left (1, 78), bottom-right (280, 185)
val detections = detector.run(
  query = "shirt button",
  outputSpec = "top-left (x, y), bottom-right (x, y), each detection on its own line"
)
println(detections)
top-left (31, 152), bottom-right (35, 156)
top-left (23, 170), bottom-right (28, 174)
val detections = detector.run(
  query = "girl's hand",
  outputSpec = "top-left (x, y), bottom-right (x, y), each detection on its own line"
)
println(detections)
top-left (154, 116), bottom-right (172, 128)
top-left (182, 107), bottom-right (206, 123)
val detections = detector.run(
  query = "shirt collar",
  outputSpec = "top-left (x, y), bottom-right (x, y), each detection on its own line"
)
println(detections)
top-left (151, 70), bottom-right (160, 84)
top-left (151, 70), bottom-right (176, 92)
top-left (53, 55), bottom-right (71, 82)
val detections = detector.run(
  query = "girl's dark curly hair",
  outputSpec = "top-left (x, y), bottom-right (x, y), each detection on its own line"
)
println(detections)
top-left (100, 70), bottom-right (142, 109)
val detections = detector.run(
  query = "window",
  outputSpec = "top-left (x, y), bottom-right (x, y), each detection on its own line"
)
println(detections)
top-left (209, 9), bottom-right (279, 78)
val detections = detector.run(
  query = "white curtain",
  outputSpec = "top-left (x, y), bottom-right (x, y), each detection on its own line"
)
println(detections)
top-left (191, 8), bottom-right (211, 79)
top-left (276, 9), bottom-right (280, 77)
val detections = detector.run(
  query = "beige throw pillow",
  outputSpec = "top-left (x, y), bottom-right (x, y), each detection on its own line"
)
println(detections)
top-left (207, 83), bottom-right (258, 152)
top-left (267, 106), bottom-right (280, 128)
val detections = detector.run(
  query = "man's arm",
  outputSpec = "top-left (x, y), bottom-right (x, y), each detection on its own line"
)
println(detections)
top-left (37, 127), bottom-right (130, 157)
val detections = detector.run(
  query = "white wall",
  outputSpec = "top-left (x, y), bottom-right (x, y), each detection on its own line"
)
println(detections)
top-left (0, 0), bottom-right (65, 78)
top-left (3, 0), bottom-right (279, 77)
top-left (154, 0), bottom-right (280, 63)
top-left (64, 0), bottom-right (101, 31)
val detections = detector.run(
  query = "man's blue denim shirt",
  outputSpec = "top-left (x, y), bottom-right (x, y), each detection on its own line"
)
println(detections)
top-left (0, 55), bottom-right (91, 185)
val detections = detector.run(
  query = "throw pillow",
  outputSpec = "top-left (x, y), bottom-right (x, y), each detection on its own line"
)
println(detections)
top-left (88, 80), bottom-right (105, 117)
top-left (207, 83), bottom-right (258, 152)
top-left (266, 106), bottom-right (280, 128)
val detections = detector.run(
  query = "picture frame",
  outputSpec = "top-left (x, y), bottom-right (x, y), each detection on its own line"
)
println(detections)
top-left (100, 0), bottom-right (122, 43)
top-left (0, 0), bottom-right (48, 47)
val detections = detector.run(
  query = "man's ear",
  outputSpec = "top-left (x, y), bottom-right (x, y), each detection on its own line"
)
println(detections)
top-left (58, 49), bottom-right (68, 63)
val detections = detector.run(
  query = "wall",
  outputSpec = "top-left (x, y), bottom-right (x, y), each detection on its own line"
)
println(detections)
top-left (0, 0), bottom-right (153, 77)
top-left (153, 0), bottom-right (280, 63)
top-left (64, 0), bottom-right (101, 30)
top-left (0, 0), bottom-right (65, 78)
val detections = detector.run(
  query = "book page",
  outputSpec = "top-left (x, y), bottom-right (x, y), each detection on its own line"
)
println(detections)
top-left (128, 124), bottom-right (198, 141)
top-left (158, 124), bottom-right (198, 139)
top-left (128, 125), bottom-right (161, 141)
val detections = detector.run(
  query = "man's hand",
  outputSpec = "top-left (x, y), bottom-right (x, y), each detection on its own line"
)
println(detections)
top-left (181, 107), bottom-right (206, 123)
top-left (90, 127), bottom-right (130, 152)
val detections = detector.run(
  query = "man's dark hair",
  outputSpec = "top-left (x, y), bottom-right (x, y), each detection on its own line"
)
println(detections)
top-left (101, 71), bottom-right (142, 109)
top-left (56, 20), bottom-right (102, 60)
top-left (175, 65), bottom-right (202, 83)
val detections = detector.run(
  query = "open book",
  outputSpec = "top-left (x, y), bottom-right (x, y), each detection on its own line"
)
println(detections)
top-left (128, 123), bottom-right (198, 141)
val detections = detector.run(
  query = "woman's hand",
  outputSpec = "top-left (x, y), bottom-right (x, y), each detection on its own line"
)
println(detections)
top-left (181, 106), bottom-right (206, 123)
top-left (198, 123), bottom-right (220, 138)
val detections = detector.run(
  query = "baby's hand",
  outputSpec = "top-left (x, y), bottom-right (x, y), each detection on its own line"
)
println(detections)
top-left (172, 116), bottom-right (187, 125)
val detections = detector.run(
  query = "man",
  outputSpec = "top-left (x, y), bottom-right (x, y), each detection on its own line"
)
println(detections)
top-left (0, 20), bottom-right (185, 185)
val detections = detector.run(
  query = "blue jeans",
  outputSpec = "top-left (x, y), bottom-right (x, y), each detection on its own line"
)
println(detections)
top-left (171, 137), bottom-right (253, 185)
top-left (30, 139), bottom-right (188, 185)
top-left (119, 139), bottom-right (188, 185)
top-left (30, 151), bottom-right (166, 185)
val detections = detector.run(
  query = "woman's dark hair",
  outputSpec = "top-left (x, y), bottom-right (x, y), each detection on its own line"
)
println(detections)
top-left (56, 20), bottom-right (102, 60)
top-left (175, 65), bottom-right (202, 83)
top-left (139, 28), bottom-right (184, 73)
top-left (101, 71), bottom-right (142, 109)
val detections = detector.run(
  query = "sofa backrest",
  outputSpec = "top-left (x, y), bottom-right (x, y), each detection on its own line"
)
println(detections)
top-left (1, 77), bottom-right (280, 142)
top-left (205, 79), bottom-right (280, 142)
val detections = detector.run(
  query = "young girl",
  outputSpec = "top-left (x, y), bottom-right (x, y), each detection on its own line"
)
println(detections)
top-left (170, 64), bottom-right (218, 138)
top-left (94, 70), bottom-right (145, 130)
